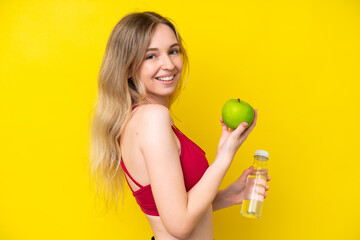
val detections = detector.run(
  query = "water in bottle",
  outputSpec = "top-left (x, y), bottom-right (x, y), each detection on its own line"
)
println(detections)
top-left (240, 150), bottom-right (269, 219)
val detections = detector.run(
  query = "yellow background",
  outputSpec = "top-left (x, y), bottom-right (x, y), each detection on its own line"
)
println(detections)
top-left (1, 0), bottom-right (359, 239)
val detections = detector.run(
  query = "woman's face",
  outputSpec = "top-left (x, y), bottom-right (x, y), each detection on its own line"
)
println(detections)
top-left (137, 23), bottom-right (183, 105)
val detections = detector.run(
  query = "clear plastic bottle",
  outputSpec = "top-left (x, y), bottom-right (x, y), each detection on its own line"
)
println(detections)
top-left (240, 150), bottom-right (269, 219)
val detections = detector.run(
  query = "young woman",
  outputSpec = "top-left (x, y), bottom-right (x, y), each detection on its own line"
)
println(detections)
top-left (89, 11), bottom-right (270, 240)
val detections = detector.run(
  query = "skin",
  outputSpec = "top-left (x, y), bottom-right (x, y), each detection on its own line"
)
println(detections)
top-left (120, 23), bottom-right (270, 240)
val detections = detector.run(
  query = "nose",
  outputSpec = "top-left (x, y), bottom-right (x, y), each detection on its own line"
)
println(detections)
top-left (160, 54), bottom-right (175, 70)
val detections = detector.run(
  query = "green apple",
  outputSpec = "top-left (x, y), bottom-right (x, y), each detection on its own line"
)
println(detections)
top-left (221, 98), bottom-right (254, 129)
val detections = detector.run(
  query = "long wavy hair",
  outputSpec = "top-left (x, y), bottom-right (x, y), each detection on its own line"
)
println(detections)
top-left (88, 11), bottom-right (189, 210)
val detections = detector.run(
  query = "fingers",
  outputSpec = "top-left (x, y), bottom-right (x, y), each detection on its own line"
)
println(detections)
top-left (220, 118), bottom-right (230, 132)
top-left (251, 176), bottom-right (270, 201)
top-left (248, 179), bottom-right (268, 191)
top-left (244, 165), bottom-right (254, 174)
top-left (219, 109), bottom-right (257, 153)
top-left (255, 186), bottom-right (265, 195)
top-left (254, 177), bottom-right (267, 187)
top-left (264, 181), bottom-right (270, 199)
top-left (233, 122), bottom-right (249, 138)
top-left (253, 185), bottom-right (269, 201)
top-left (250, 109), bottom-right (258, 129)
top-left (265, 176), bottom-right (270, 191)
top-left (246, 176), bottom-right (266, 187)
top-left (239, 166), bottom-right (254, 182)
top-left (241, 109), bottom-right (258, 136)
top-left (232, 109), bottom-right (258, 141)
top-left (253, 193), bottom-right (264, 202)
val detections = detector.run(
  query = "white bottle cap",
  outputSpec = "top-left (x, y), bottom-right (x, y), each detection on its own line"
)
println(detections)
top-left (255, 150), bottom-right (269, 159)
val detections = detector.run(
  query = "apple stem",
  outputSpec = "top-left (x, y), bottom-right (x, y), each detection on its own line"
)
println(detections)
top-left (237, 98), bottom-right (240, 103)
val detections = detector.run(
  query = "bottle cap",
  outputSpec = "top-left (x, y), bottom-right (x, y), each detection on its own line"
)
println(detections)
top-left (255, 150), bottom-right (269, 159)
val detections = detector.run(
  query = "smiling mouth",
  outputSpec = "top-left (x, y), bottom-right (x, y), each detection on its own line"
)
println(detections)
top-left (155, 75), bottom-right (175, 82)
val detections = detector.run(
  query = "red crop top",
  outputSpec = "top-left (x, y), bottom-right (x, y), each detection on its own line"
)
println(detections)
top-left (120, 124), bottom-right (209, 216)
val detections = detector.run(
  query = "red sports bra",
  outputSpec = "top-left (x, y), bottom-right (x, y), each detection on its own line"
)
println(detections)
top-left (120, 124), bottom-right (209, 216)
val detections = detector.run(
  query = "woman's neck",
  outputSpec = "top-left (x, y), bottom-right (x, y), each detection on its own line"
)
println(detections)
top-left (144, 95), bottom-right (170, 109)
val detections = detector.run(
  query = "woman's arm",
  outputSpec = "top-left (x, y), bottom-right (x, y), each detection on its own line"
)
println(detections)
top-left (137, 104), bottom-right (257, 239)
top-left (212, 166), bottom-right (271, 211)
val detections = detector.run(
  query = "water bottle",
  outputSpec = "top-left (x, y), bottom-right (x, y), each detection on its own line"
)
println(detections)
top-left (240, 150), bottom-right (269, 219)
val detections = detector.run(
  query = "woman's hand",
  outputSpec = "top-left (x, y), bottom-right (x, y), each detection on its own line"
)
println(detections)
top-left (226, 166), bottom-right (271, 205)
top-left (217, 109), bottom-right (258, 158)
top-left (213, 166), bottom-right (271, 211)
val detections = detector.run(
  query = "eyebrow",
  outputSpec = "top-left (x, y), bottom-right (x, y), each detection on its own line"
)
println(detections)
top-left (146, 43), bottom-right (180, 52)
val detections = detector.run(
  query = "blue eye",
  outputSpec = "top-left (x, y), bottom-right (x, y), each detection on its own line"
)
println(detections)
top-left (170, 49), bottom-right (179, 55)
top-left (146, 54), bottom-right (155, 60)
top-left (145, 49), bottom-right (179, 60)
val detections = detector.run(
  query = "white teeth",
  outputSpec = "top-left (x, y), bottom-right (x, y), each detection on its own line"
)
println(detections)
top-left (156, 75), bottom-right (174, 81)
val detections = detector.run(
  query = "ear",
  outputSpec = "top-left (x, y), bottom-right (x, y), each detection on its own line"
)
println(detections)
top-left (127, 70), bottom-right (133, 79)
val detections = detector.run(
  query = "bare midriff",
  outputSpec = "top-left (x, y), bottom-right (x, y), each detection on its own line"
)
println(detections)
top-left (146, 206), bottom-right (214, 240)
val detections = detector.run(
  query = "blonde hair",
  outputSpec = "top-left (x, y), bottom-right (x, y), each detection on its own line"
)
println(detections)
top-left (88, 11), bottom-right (189, 210)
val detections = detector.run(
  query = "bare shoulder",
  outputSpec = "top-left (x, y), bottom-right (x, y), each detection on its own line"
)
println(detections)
top-left (132, 104), bottom-right (172, 128)
top-left (130, 104), bottom-right (174, 148)
top-left (121, 104), bottom-right (174, 171)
